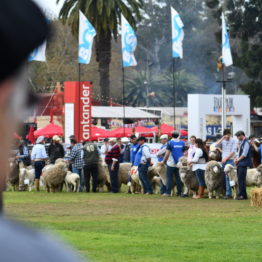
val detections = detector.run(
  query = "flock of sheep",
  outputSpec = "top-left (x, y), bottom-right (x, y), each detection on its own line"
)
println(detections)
top-left (8, 152), bottom-right (262, 198)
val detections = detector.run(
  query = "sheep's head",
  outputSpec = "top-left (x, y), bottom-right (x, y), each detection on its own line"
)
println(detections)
top-left (224, 164), bottom-right (234, 173)
top-left (153, 162), bottom-right (165, 175)
top-left (256, 164), bottom-right (262, 174)
top-left (55, 158), bottom-right (65, 164)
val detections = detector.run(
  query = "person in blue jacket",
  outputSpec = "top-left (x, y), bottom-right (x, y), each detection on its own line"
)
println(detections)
top-left (162, 131), bottom-right (186, 197)
top-left (130, 135), bottom-right (140, 166)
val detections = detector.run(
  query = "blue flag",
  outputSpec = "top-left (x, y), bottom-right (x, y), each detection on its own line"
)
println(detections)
top-left (121, 15), bottom-right (137, 67)
top-left (28, 41), bottom-right (46, 62)
top-left (78, 11), bottom-right (96, 64)
top-left (171, 7), bottom-right (184, 59)
top-left (222, 13), bottom-right (233, 66)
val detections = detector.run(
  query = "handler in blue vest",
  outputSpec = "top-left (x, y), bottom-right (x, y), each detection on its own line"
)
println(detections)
top-left (156, 135), bottom-right (168, 195)
top-left (234, 131), bottom-right (252, 200)
top-left (130, 135), bottom-right (140, 166)
top-left (162, 131), bottom-right (185, 196)
top-left (134, 136), bottom-right (153, 194)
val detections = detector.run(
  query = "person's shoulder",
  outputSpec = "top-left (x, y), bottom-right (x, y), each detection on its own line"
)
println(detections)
top-left (0, 218), bottom-right (83, 262)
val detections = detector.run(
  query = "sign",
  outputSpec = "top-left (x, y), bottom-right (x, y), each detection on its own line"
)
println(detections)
top-left (213, 97), bottom-right (235, 113)
top-left (64, 81), bottom-right (92, 143)
top-left (147, 143), bottom-right (162, 164)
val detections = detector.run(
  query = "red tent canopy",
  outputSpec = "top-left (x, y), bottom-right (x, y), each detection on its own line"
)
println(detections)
top-left (109, 127), bottom-right (133, 138)
top-left (91, 126), bottom-right (110, 140)
top-left (34, 123), bottom-right (63, 138)
top-left (180, 129), bottom-right (188, 137)
top-left (151, 124), bottom-right (175, 136)
top-left (135, 126), bottom-right (156, 137)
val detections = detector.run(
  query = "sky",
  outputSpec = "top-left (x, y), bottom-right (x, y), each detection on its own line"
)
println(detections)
top-left (33, 0), bottom-right (64, 16)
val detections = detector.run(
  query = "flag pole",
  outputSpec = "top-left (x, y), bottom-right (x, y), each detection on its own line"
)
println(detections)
top-left (172, 58), bottom-right (176, 129)
top-left (78, 63), bottom-right (81, 141)
top-left (221, 66), bottom-right (226, 132)
top-left (122, 66), bottom-right (126, 136)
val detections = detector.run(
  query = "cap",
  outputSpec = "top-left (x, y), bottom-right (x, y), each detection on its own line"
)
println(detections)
top-left (0, 0), bottom-right (49, 82)
top-left (121, 137), bottom-right (129, 143)
top-left (52, 135), bottom-right (61, 142)
top-left (109, 138), bottom-right (117, 143)
top-left (160, 134), bottom-right (168, 140)
top-left (235, 130), bottom-right (245, 137)
top-left (36, 136), bottom-right (45, 144)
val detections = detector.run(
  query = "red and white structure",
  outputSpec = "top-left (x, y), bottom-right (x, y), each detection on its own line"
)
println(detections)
top-left (64, 81), bottom-right (92, 143)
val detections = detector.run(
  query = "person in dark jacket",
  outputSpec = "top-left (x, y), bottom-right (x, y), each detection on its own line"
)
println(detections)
top-left (234, 131), bottom-right (252, 200)
top-left (121, 137), bottom-right (131, 163)
top-left (83, 141), bottom-right (100, 192)
top-left (48, 135), bottom-right (65, 164)
top-left (16, 139), bottom-right (31, 167)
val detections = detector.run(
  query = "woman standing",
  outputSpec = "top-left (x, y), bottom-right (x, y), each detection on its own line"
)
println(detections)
top-left (31, 136), bottom-right (48, 191)
top-left (188, 138), bottom-right (208, 199)
top-left (187, 135), bottom-right (197, 163)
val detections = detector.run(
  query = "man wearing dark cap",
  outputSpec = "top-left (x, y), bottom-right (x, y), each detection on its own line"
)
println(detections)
top-left (234, 131), bottom-right (252, 200)
top-left (133, 137), bottom-right (153, 194)
top-left (0, 0), bottom-right (82, 261)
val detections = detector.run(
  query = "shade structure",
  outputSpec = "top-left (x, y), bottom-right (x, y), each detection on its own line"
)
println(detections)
top-left (27, 126), bottom-right (36, 144)
top-left (135, 126), bottom-right (156, 137)
top-left (151, 124), bottom-right (175, 136)
top-left (180, 129), bottom-right (188, 137)
top-left (109, 127), bottom-right (133, 138)
top-left (34, 123), bottom-right (63, 138)
top-left (91, 126), bottom-right (110, 140)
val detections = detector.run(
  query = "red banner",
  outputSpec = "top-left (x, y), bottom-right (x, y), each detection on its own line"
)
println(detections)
top-left (64, 81), bottom-right (92, 143)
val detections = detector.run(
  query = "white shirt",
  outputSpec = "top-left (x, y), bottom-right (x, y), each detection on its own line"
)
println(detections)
top-left (140, 145), bottom-right (151, 164)
top-left (31, 144), bottom-right (48, 160)
top-left (192, 148), bottom-right (206, 171)
top-left (100, 144), bottom-right (112, 159)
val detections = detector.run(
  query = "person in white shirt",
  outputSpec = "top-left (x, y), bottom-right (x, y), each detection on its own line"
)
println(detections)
top-left (188, 138), bottom-right (208, 199)
top-left (100, 138), bottom-right (111, 160)
top-left (187, 135), bottom-right (197, 163)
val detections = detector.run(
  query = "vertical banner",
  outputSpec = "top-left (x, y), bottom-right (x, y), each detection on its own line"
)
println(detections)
top-left (28, 41), bottom-right (47, 62)
top-left (64, 81), bottom-right (92, 143)
top-left (222, 13), bottom-right (233, 67)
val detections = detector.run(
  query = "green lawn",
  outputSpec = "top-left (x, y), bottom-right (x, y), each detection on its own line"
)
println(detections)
top-left (4, 192), bottom-right (262, 262)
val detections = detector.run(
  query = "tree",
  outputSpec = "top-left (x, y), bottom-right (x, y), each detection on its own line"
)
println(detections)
top-left (57, 0), bottom-right (143, 105)
top-left (204, 0), bottom-right (262, 108)
top-left (125, 69), bottom-right (204, 107)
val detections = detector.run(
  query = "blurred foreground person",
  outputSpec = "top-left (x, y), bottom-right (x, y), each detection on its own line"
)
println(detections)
top-left (0, 0), bottom-right (83, 261)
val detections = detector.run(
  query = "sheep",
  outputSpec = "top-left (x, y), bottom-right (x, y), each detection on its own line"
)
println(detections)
top-left (128, 166), bottom-right (142, 194)
top-left (208, 144), bottom-right (222, 161)
top-left (42, 161), bottom-right (68, 193)
top-left (65, 171), bottom-right (80, 192)
top-left (224, 164), bottom-right (238, 198)
top-left (205, 160), bottom-right (225, 199)
top-left (8, 159), bottom-right (19, 191)
top-left (118, 163), bottom-right (131, 190)
top-left (179, 165), bottom-right (198, 197)
top-left (19, 166), bottom-right (35, 191)
top-left (97, 158), bottom-right (111, 192)
top-left (151, 176), bottom-right (161, 194)
top-left (225, 164), bottom-right (262, 188)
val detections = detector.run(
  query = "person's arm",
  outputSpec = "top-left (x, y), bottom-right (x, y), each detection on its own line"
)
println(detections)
top-left (252, 142), bottom-right (259, 152)
top-left (235, 141), bottom-right (250, 164)
top-left (156, 146), bottom-right (166, 157)
top-left (162, 143), bottom-right (171, 164)
top-left (189, 149), bottom-right (202, 164)
top-left (214, 136), bottom-right (225, 147)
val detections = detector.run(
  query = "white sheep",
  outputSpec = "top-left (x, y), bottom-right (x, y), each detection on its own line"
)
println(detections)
top-left (65, 171), bottom-right (80, 192)
top-left (19, 166), bottom-right (35, 191)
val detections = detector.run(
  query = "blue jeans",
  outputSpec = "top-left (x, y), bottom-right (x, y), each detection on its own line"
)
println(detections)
top-left (222, 160), bottom-right (234, 197)
top-left (160, 180), bottom-right (166, 195)
top-left (72, 167), bottom-right (83, 192)
top-left (195, 169), bottom-right (205, 187)
top-left (166, 166), bottom-right (182, 195)
top-left (138, 164), bottom-right (153, 194)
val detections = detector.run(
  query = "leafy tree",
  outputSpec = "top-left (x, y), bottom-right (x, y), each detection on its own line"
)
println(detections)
top-left (57, 0), bottom-right (143, 105)
top-left (125, 69), bottom-right (204, 107)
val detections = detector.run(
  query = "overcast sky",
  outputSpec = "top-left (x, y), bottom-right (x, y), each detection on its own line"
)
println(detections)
top-left (34, 0), bottom-right (64, 16)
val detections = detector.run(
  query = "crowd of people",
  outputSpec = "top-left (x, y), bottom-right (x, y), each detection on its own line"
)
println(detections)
top-left (14, 128), bottom-right (262, 200)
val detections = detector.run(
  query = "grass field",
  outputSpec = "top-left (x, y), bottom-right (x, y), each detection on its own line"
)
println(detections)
top-left (4, 192), bottom-right (262, 262)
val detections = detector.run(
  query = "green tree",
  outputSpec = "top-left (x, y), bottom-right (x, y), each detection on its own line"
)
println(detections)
top-left (57, 0), bottom-right (143, 105)
top-left (125, 69), bottom-right (204, 107)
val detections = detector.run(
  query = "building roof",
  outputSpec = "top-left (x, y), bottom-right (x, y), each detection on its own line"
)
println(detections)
top-left (138, 107), bottom-right (188, 117)
top-left (92, 106), bottom-right (160, 119)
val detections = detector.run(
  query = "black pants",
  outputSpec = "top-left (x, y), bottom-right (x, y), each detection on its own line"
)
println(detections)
top-left (237, 166), bottom-right (248, 199)
top-left (34, 161), bottom-right (45, 179)
top-left (84, 164), bottom-right (98, 192)
top-left (108, 163), bottom-right (119, 193)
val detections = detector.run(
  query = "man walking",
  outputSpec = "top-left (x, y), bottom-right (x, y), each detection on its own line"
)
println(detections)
top-left (69, 139), bottom-right (84, 192)
top-left (234, 131), bottom-right (252, 200)
top-left (133, 137), bottom-right (153, 194)
top-left (83, 141), bottom-right (100, 193)
top-left (162, 131), bottom-right (185, 197)
top-left (214, 129), bottom-right (237, 199)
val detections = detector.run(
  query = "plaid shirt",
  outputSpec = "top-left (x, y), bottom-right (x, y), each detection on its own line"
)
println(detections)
top-left (69, 143), bottom-right (84, 169)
